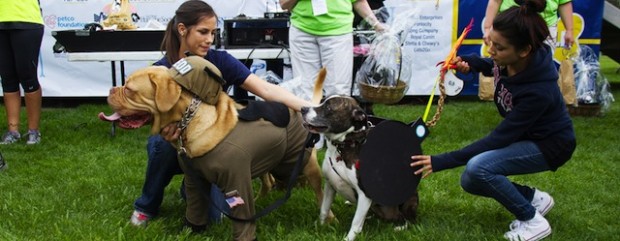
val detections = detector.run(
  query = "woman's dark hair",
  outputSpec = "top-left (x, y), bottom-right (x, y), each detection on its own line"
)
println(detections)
top-left (161, 0), bottom-right (217, 64)
top-left (493, 0), bottom-right (549, 53)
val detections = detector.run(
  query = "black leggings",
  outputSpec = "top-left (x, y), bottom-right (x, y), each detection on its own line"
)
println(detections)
top-left (0, 28), bottom-right (44, 93)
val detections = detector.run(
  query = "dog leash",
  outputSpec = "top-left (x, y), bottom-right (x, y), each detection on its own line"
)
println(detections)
top-left (180, 132), bottom-right (319, 222)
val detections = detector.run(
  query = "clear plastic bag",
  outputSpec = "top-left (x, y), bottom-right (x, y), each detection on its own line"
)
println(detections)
top-left (357, 34), bottom-right (402, 87)
top-left (573, 45), bottom-right (615, 113)
top-left (355, 5), bottom-right (419, 103)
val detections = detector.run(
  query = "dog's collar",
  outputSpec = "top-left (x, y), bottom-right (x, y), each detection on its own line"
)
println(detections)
top-left (331, 120), bottom-right (373, 168)
top-left (177, 95), bottom-right (201, 156)
top-left (330, 120), bottom-right (373, 148)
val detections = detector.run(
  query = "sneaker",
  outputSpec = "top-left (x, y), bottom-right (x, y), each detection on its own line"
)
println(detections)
top-left (0, 152), bottom-right (7, 172)
top-left (504, 212), bottom-right (551, 241)
top-left (0, 131), bottom-right (20, 144)
top-left (25, 130), bottom-right (41, 145)
top-left (130, 210), bottom-right (151, 226)
top-left (532, 189), bottom-right (554, 216)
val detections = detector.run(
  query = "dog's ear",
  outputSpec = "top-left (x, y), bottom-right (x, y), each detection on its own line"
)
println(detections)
top-left (352, 109), bottom-right (366, 121)
top-left (149, 71), bottom-right (182, 112)
top-left (352, 108), bottom-right (367, 122)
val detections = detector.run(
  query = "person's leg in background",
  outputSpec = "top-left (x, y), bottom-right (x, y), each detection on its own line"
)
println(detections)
top-left (0, 30), bottom-right (22, 144)
top-left (317, 32), bottom-right (354, 97)
top-left (19, 28), bottom-right (45, 144)
top-left (0, 28), bottom-right (44, 145)
top-left (0, 90), bottom-right (21, 144)
top-left (289, 25), bottom-right (328, 148)
top-left (289, 25), bottom-right (322, 101)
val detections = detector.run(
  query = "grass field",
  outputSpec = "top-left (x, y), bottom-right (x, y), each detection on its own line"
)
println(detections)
top-left (0, 55), bottom-right (618, 240)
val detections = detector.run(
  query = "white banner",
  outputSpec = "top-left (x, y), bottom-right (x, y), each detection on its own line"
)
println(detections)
top-left (3, 0), bottom-right (458, 97)
top-left (385, 0), bottom-right (456, 95)
top-left (4, 0), bottom-right (268, 97)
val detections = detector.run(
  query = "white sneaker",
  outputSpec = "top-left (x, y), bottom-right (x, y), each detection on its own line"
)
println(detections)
top-left (130, 210), bottom-right (150, 227)
top-left (532, 189), bottom-right (554, 216)
top-left (504, 212), bottom-right (551, 241)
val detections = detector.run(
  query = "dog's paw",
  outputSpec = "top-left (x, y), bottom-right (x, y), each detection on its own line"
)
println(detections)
top-left (324, 210), bottom-right (338, 224)
top-left (326, 216), bottom-right (339, 225)
top-left (344, 232), bottom-right (358, 241)
top-left (393, 221), bottom-right (409, 231)
top-left (318, 216), bottom-right (339, 226)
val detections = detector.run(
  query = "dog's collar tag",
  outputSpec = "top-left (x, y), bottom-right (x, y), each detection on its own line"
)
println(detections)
top-left (172, 58), bottom-right (193, 75)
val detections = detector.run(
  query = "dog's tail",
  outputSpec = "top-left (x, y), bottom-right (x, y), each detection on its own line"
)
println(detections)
top-left (312, 68), bottom-right (326, 105)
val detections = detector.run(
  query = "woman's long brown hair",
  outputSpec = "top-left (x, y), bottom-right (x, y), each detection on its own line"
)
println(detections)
top-left (160, 0), bottom-right (217, 64)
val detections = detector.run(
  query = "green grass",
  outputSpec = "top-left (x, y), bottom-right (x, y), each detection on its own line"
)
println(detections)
top-left (0, 55), bottom-right (619, 240)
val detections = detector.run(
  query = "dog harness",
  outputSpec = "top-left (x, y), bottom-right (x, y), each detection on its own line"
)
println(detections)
top-left (168, 56), bottom-right (226, 105)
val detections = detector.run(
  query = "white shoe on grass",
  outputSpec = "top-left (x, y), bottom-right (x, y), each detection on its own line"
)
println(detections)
top-left (532, 189), bottom-right (554, 216)
top-left (130, 210), bottom-right (150, 227)
top-left (504, 212), bottom-right (551, 241)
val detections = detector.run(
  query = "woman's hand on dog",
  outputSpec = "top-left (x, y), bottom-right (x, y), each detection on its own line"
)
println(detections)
top-left (410, 155), bottom-right (433, 179)
top-left (160, 123), bottom-right (182, 142)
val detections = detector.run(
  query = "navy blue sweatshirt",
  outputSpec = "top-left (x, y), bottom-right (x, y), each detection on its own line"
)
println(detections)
top-left (431, 45), bottom-right (576, 172)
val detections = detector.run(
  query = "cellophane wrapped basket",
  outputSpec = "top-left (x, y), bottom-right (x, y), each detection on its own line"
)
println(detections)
top-left (355, 6), bottom-right (419, 104)
top-left (569, 46), bottom-right (615, 117)
top-left (355, 33), bottom-right (409, 104)
top-left (359, 80), bottom-right (407, 104)
top-left (567, 104), bottom-right (602, 117)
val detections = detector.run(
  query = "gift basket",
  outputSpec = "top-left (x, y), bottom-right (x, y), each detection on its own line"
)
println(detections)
top-left (357, 33), bottom-right (408, 104)
top-left (355, 6), bottom-right (416, 104)
top-left (568, 46), bottom-right (615, 117)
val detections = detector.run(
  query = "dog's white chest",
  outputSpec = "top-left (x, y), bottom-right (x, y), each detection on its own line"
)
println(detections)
top-left (322, 143), bottom-right (360, 202)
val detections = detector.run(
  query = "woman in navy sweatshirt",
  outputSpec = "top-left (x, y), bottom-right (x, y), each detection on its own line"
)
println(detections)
top-left (410, 0), bottom-right (575, 240)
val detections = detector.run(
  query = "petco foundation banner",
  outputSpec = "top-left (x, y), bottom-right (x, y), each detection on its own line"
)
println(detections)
top-left (22, 0), bottom-right (271, 97)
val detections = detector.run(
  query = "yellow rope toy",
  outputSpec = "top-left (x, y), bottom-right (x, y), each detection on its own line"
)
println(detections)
top-left (423, 18), bottom-right (474, 127)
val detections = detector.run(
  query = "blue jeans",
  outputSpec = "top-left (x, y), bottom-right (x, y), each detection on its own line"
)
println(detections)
top-left (133, 135), bottom-right (227, 222)
top-left (460, 141), bottom-right (551, 221)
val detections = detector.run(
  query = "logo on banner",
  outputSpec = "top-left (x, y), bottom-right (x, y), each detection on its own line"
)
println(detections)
top-left (43, 15), bottom-right (57, 29)
top-left (43, 15), bottom-right (89, 29)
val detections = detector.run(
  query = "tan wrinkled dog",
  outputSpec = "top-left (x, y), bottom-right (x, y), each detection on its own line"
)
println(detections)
top-left (105, 61), bottom-right (333, 238)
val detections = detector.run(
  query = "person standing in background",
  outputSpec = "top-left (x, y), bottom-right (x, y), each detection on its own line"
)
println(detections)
top-left (483, 0), bottom-right (574, 49)
top-left (0, 0), bottom-right (44, 145)
top-left (280, 0), bottom-right (385, 101)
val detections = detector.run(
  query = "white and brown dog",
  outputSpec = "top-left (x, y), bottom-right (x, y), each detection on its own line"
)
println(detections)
top-left (301, 95), bottom-right (418, 241)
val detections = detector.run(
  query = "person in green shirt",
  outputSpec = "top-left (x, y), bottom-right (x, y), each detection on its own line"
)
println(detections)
top-left (280, 0), bottom-right (385, 102)
top-left (483, 0), bottom-right (574, 49)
